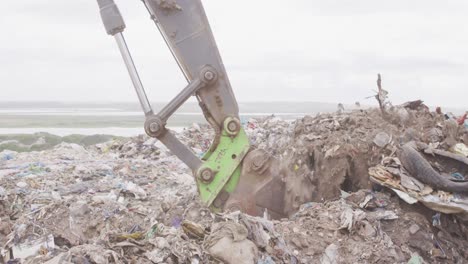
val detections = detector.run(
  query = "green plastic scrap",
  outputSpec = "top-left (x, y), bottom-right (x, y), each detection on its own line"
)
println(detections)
top-left (145, 224), bottom-right (158, 239)
top-left (407, 254), bottom-right (424, 264)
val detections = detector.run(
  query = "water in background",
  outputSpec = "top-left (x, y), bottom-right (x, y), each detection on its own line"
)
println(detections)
top-left (0, 101), bottom-right (360, 136)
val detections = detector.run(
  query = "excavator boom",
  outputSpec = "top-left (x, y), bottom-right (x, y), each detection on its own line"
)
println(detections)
top-left (96, 0), bottom-right (311, 218)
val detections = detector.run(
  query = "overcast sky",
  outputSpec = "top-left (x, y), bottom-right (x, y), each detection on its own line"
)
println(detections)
top-left (1, 0), bottom-right (468, 108)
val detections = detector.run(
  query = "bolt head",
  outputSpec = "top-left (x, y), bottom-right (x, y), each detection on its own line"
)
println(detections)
top-left (227, 120), bottom-right (238, 132)
top-left (200, 168), bottom-right (214, 182)
top-left (149, 122), bottom-right (160, 133)
top-left (204, 71), bottom-right (214, 81)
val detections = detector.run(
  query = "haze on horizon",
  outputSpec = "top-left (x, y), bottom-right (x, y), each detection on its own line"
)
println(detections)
top-left (1, 0), bottom-right (468, 108)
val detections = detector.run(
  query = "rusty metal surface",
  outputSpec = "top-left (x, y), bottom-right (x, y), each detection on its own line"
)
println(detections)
top-left (224, 149), bottom-right (315, 219)
top-left (224, 149), bottom-right (282, 217)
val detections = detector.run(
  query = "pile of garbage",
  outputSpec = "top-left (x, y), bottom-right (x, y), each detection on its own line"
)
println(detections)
top-left (1, 102), bottom-right (467, 263)
top-left (0, 133), bottom-right (119, 153)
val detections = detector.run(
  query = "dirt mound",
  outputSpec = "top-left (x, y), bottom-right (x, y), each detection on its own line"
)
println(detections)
top-left (245, 106), bottom-right (447, 203)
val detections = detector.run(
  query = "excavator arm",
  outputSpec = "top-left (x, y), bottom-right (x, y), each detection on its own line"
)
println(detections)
top-left (96, 0), bottom-right (311, 218)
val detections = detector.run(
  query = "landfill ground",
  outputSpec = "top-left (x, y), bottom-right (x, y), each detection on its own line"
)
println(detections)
top-left (1, 103), bottom-right (468, 264)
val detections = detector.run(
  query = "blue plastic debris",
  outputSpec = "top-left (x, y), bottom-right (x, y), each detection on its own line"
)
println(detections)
top-left (451, 172), bottom-right (465, 181)
top-left (240, 117), bottom-right (247, 126)
top-left (171, 217), bottom-right (182, 228)
top-left (432, 212), bottom-right (441, 226)
top-left (257, 256), bottom-right (275, 264)
top-left (2, 153), bottom-right (14, 161)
